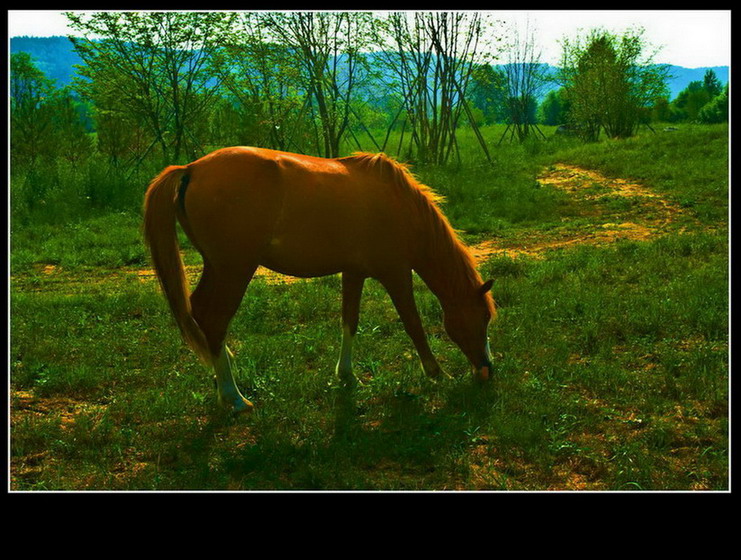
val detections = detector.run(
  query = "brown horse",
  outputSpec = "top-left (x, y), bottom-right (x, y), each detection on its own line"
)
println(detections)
top-left (144, 147), bottom-right (495, 413)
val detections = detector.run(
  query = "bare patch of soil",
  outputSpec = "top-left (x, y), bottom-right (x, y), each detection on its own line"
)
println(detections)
top-left (470, 163), bottom-right (685, 263)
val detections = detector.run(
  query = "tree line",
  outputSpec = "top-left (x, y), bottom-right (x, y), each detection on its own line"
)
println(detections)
top-left (11, 12), bottom-right (729, 171)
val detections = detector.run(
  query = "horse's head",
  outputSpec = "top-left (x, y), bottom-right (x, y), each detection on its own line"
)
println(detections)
top-left (443, 279), bottom-right (496, 381)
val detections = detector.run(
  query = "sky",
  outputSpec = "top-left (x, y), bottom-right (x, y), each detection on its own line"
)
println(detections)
top-left (7, 9), bottom-right (732, 68)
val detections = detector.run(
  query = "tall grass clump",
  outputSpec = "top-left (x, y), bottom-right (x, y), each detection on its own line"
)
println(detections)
top-left (11, 155), bottom-right (164, 227)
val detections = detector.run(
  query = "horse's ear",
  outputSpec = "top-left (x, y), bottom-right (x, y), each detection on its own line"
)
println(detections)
top-left (479, 279), bottom-right (493, 295)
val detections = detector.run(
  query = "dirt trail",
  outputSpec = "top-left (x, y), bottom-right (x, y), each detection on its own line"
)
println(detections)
top-left (468, 163), bottom-right (684, 264)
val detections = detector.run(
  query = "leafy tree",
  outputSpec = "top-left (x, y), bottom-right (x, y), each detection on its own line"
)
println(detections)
top-left (211, 13), bottom-right (310, 153)
top-left (256, 11), bottom-right (376, 158)
top-left (376, 11), bottom-right (499, 163)
top-left (48, 87), bottom-right (94, 163)
top-left (501, 18), bottom-right (550, 141)
top-left (703, 69), bottom-right (723, 97)
top-left (650, 96), bottom-right (671, 122)
top-left (468, 63), bottom-right (508, 125)
top-left (559, 28), bottom-right (669, 140)
top-left (671, 71), bottom-right (725, 122)
top-left (538, 87), bottom-right (571, 125)
top-left (10, 52), bottom-right (56, 163)
top-left (698, 83), bottom-right (729, 124)
top-left (11, 51), bottom-right (93, 166)
top-left (66, 11), bottom-right (237, 164)
top-left (672, 80), bottom-right (711, 121)
top-left (505, 94), bottom-right (538, 126)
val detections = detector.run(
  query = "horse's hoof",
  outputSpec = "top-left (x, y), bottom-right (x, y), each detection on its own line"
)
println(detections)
top-left (474, 366), bottom-right (491, 383)
top-left (218, 395), bottom-right (254, 415)
top-left (233, 398), bottom-right (255, 415)
top-left (338, 373), bottom-right (358, 389)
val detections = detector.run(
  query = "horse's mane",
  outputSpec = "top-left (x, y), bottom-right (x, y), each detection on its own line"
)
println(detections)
top-left (343, 152), bottom-right (486, 301)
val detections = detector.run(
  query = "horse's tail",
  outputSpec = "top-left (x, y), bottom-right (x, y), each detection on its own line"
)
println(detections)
top-left (143, 165), bottom-right (212, 366)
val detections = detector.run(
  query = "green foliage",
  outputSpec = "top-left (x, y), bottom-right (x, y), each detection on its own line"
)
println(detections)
top-left (670, 71), bottom-right (726, 123)
top-left (468, 63), bottom-right (508, 124)
top-left (505, 94), bottom-right (538, 126)
top-left (10, 52), bottom-right (57, 163)
top-left (672, 81), bottom-right (712, 121)
top-left (559, 28), bottom-right (670, 140)
top-left (703, 69), bottom-right (723, 97)
top-left (698, 85), bottom-right (729, 124)
top-left (67, 11), bottom-right (239, 164)
top-left (11, 53), bottom-right (93, 166)
top-left (538, 88), bottom-right (571, 125)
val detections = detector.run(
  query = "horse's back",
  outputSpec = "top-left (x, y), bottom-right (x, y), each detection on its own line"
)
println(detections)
top-left (181, 147), bottom-right (412, 277)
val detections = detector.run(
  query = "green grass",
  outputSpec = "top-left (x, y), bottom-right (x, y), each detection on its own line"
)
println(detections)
top-left (540, 124), bottom-right (729, 227)
top-left (10, 123), bottom-right (729, 491)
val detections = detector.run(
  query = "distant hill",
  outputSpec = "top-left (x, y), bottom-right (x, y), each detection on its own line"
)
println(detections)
top-left (663, 65), bottom-right (729, 99)
top-left (10, 36), bottom-right (82, 87)
top-left (10, 35), bottom-right (729, 101)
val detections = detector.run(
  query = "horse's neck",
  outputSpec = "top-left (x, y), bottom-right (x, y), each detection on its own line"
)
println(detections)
top-left (413, 232), bottom-right (478, 307)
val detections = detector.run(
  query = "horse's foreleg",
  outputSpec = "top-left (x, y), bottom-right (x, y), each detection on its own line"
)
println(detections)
top-left (380, 271), bottom-right (443, 379)
top-left (191, 262), bottom-right (256, 414)
top-left (336, 272), bottom-right (365, 385)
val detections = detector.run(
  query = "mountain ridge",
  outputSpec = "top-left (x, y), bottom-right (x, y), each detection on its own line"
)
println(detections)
top-left (10, 35), bottom-right (729, 101)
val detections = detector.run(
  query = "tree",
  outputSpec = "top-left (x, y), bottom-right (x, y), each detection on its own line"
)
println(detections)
top-left (66, 11), bottom-right (236, 164)
top-left (377, 11), bottom-right (500, 164)
top-left (211, 13), bottom-right (308, 152)
top-left (501, 18), bottom-right (550, 141)
top-left (650, 96), bottom-right (672, 123)
top-left (48, 87), bottom-right (94, 163)
top-left (671, 71), bottom-right (725, 122)
top-left (559, 28), bottom-right (669, 140)
top-left (11, 51), bottom-right (94, 165)
top-left (703, 69), bottom-right (723, 97)
top-left (538, 88), bottom-right (571, 125)
top-left (467, 63), bottom-right (508, 125)
top-left (698, 83), bottom-right (729, 124)
top-left (10, 52), bottom-right (56, 163)
top-left (256, 11), bottom-right (375, 158)
top-left (672, 81), bottom-right (711, 122)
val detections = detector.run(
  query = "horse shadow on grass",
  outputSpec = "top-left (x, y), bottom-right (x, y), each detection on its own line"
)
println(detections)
top-left (190, 377), bottom-right (504, 490)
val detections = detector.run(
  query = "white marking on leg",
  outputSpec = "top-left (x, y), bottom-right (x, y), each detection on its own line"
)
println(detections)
top-left (485, 339), bottom-right (493, 363)
top-left (214, 345), bottom-right (252, 413)
top-left (336, 325), bottom-right (355, 383)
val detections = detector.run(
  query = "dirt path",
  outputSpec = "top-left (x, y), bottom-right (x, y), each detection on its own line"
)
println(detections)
top-left (468, 163), bottom-right (684, 264)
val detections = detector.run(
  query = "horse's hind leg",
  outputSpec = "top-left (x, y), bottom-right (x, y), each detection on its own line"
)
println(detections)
top-left (191, 261), bottom-right (257, 414)
top-left (336, 272), bottom-right (365, 386)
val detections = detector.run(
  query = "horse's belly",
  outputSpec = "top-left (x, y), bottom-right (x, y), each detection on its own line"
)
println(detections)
top-left (259, 202), bottom-right (407, 278)
top-left (259, 233), bottom-right (355, 278)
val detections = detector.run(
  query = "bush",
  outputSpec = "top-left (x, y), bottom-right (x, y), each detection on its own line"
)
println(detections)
top-left (698, 85), bottom-right (729, 124)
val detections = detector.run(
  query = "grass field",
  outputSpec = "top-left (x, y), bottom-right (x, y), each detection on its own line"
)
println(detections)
top-left (9, 124), bottom-right (729, 491)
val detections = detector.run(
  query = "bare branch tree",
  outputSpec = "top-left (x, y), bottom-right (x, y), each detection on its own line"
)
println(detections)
top-left (377, 11), bottom-right (500, 164)
top-left (501, 18), bottom-right (549, 142)
top-left (67, 11), bottom-right (236, 163)
top-left (258, 11), bottom-right (374, 158)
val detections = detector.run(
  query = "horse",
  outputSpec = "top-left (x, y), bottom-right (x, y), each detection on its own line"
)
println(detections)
top-left (143, 146), bottom-right (496, 414)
